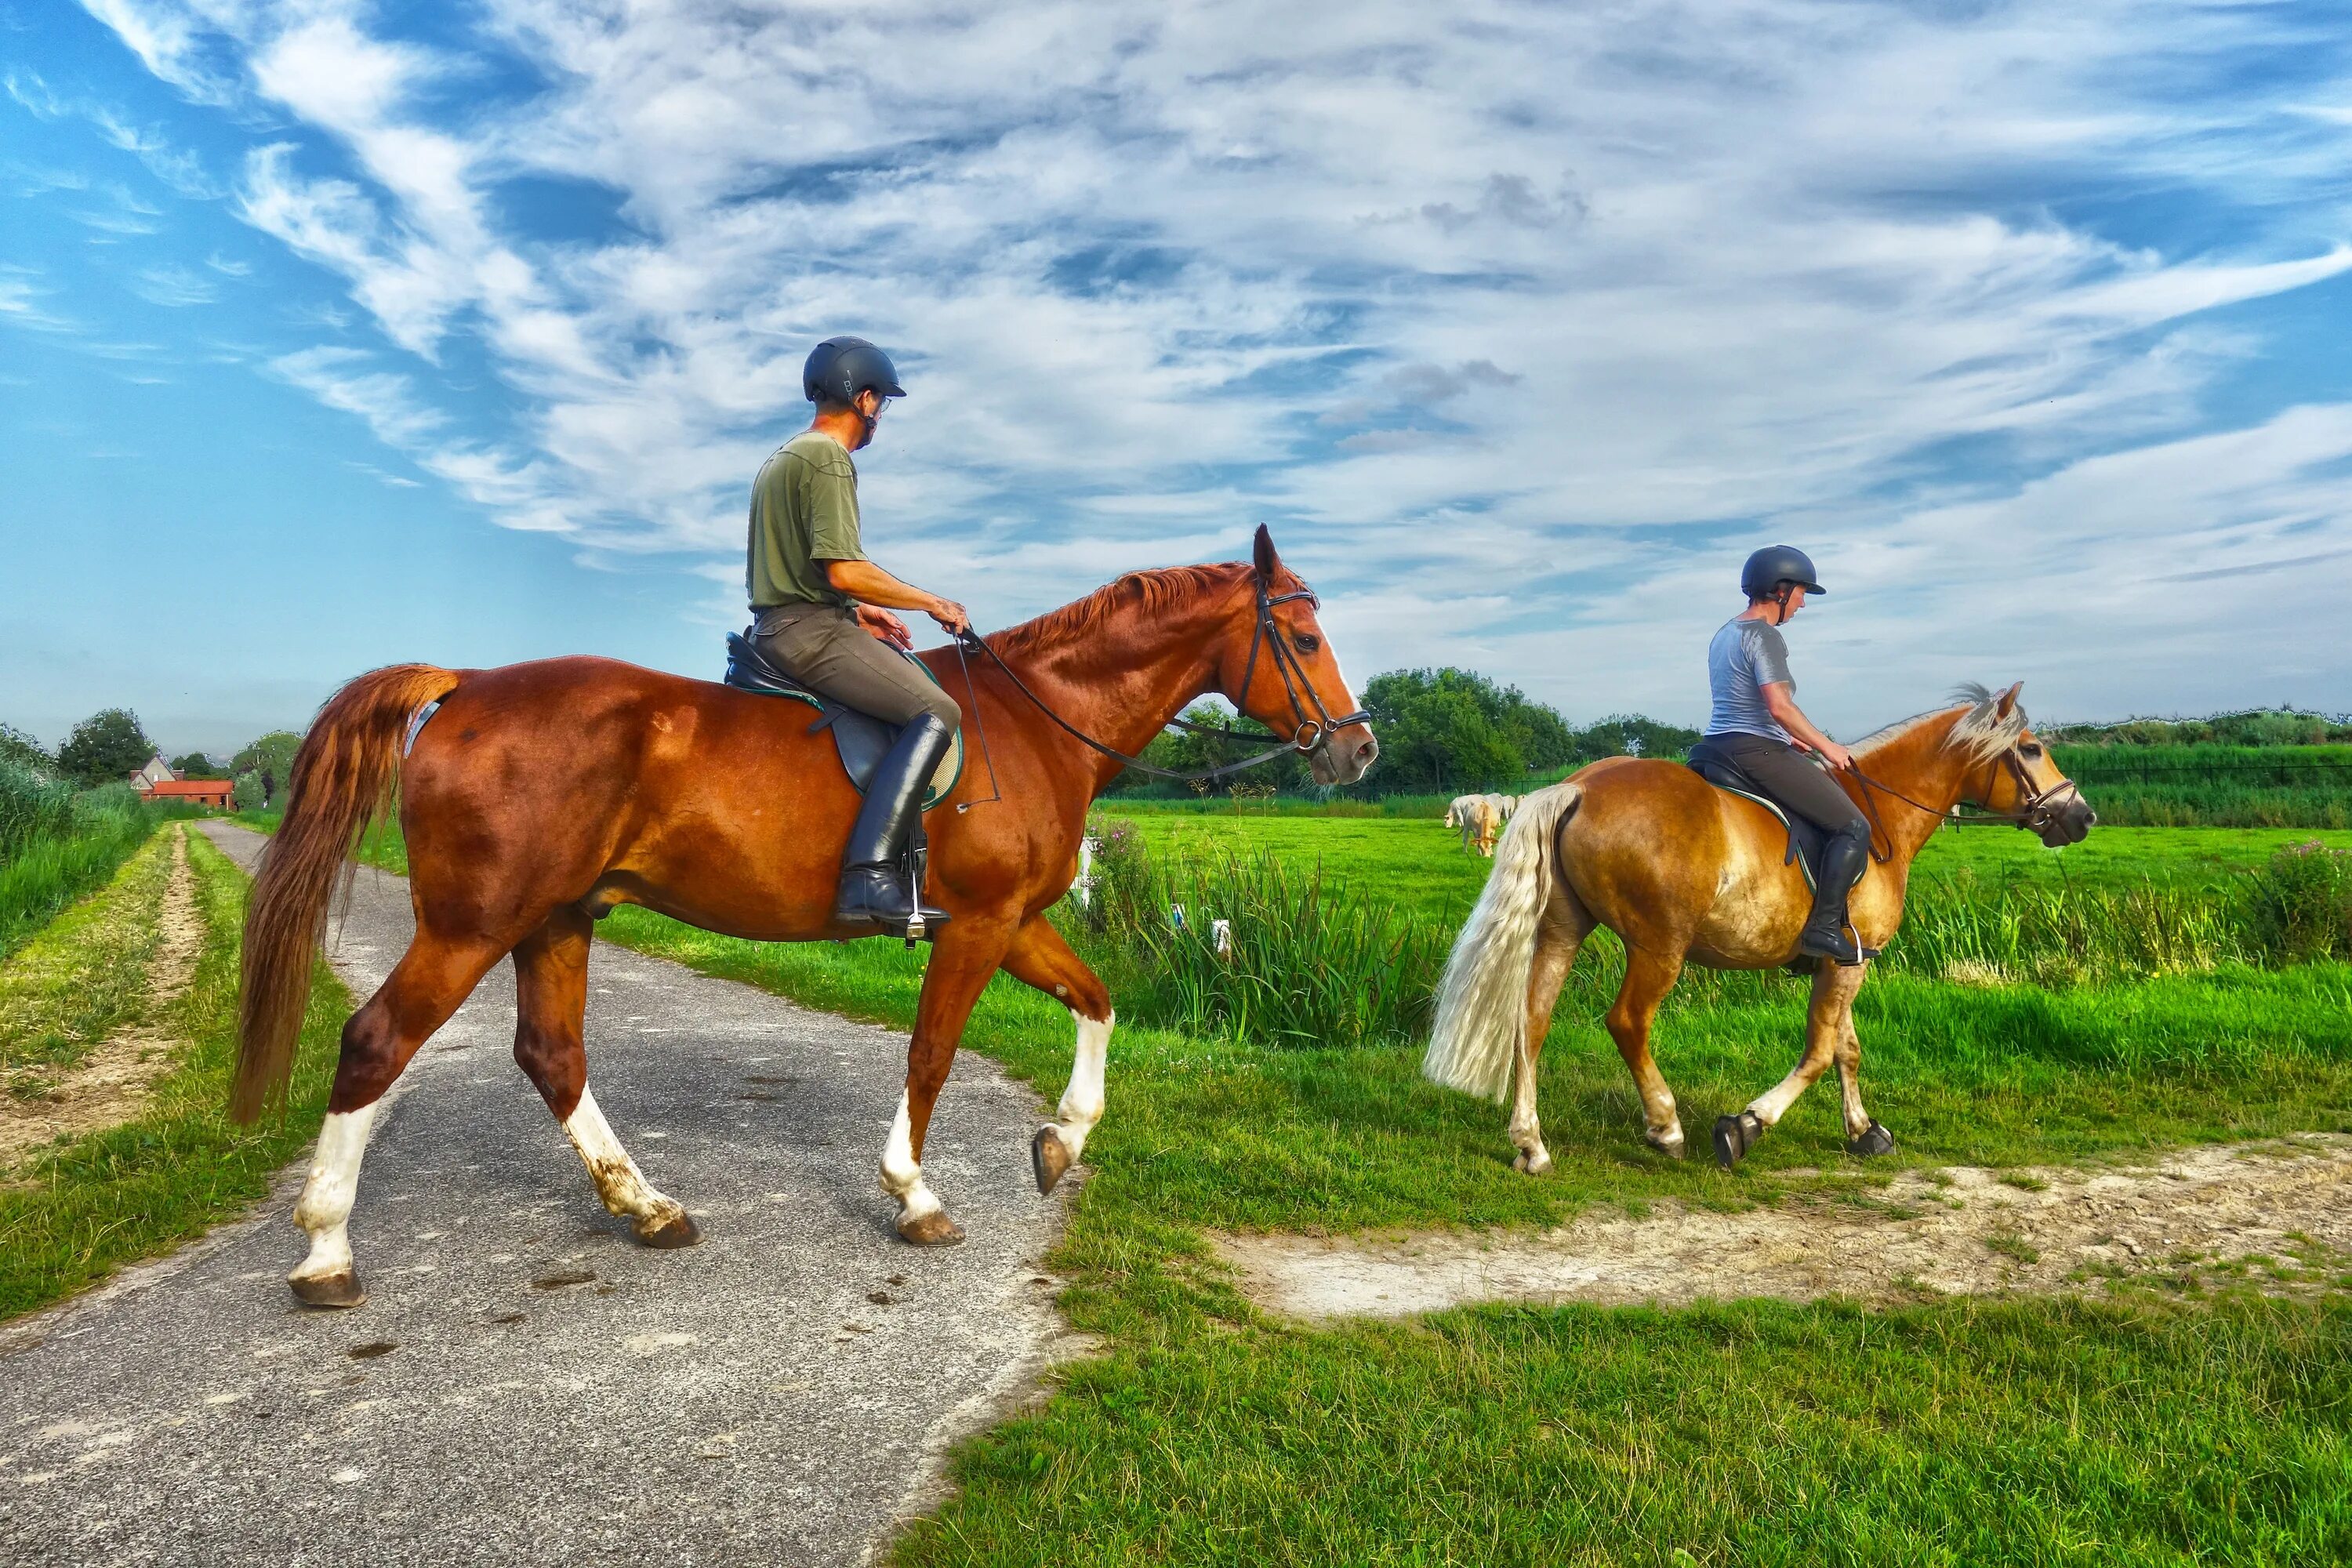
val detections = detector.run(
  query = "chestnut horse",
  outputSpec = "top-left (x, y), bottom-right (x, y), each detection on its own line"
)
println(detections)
top-left (232, 528), bottom-right (1375, 1307)
top-left (1424, 684), bottom-right (2092, 1171)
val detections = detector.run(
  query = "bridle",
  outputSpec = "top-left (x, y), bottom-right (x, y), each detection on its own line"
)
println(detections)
top-left (1849, 742), bottom-right (2085, 859)
top-left (949, 568), bottom-right (1373, 798)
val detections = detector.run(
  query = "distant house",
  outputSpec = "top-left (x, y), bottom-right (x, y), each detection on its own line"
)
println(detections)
top-left (149, 779), bottom-right (235, 809)
top-left (128, 753), bottom-right (232, 809)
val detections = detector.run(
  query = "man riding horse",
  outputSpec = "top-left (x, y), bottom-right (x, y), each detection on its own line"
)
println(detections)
top-left (746, 336), bottom-right (969, 936)
top-left (1700, 545), bottom-right (1872, 966)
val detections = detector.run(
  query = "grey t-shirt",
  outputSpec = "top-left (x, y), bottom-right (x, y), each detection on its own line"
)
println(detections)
top-left (1705, 615), bottom-right (1795, 742)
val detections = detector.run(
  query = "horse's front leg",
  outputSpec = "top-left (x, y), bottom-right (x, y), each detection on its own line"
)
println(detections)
top-left (996, 915), bottom-right (1113, 1195)
top-left (882, 914), bottom-right (1015, 1245)
top-left (1834, 979), bottom-right (1896, 1156)
top-left (1716, 960), bottom-right (1867, 1167)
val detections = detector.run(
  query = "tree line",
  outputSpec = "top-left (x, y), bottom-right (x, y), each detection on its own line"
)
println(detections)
top-left (0, 711), bottom-right (302, 810)
top-left (1103, 667), bottom-right (1700, 797)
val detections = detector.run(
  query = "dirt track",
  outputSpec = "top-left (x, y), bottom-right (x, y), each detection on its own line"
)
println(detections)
top-left (1221, 1134), bottom-right (2352, 1319)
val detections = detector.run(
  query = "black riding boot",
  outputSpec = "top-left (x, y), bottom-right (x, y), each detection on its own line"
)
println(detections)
top-left (834, 713), bottom-right (954, 936)
top-left (1796, 831), bottom-right (1870, 966)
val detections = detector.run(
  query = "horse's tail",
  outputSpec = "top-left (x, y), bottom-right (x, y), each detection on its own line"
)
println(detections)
top-left (1424, 779), bottom-right (1582, 1102)
top-left (230, 663), bottom-right (462, 1123)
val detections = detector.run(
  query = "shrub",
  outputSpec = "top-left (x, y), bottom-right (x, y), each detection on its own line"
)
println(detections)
top-left (2235, 841), bottom-right (2352, 966)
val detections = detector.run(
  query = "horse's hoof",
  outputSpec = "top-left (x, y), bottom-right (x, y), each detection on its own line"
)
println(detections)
top-left (1646, 1129), bottom-right (1687, 1160)
top-left (897, 1210), bottom-right (967, 1247)
top-left (635, 1210), bottom-right (702, 1250)
top-left (289, 1268), bottom-right (366, 1310)
top-left (1712, 1111), bottom-right (1765, 1170)
top-left (1031, 1127), bottom-right (1074, 1195)
top-left (1512, 1148), bottom-right (1552, 1176)
top-left (1845, 1120), bottom-right (1897, 1158)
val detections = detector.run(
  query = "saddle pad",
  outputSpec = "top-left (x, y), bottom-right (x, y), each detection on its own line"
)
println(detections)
top-left (722, 632), bottom-right (962, 810)
top-left (1683, 744), bottom-right (1827, 892)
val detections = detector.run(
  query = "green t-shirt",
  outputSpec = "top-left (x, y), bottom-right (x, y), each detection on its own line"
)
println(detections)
top-left (746, 430), bottom-right (866, 608)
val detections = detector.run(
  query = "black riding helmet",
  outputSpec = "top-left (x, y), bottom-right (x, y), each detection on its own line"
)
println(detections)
top-left (1740, 544), bottom-right (1825, 599)
top-left (803, 336), bottom-right (907, 406)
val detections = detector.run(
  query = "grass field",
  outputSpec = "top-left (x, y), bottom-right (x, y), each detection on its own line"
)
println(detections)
top-left (0, 769), bottom-right (190, 963)
top-left (208, 806), bottom-right (2352, 1561)
top-left (0, 828), bottom-right (348, 1321)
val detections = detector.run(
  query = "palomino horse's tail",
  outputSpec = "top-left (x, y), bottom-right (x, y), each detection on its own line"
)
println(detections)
top-left (230, 664), bottom-right (462, 1123)
top-left (1423, 779), bottom-right (1582, 1103)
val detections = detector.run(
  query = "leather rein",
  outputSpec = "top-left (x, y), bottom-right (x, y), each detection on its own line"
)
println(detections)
top-left (1849, 745), bottom-right (2084, 861)
top-left (949, 571), bottom-right (1373, 796)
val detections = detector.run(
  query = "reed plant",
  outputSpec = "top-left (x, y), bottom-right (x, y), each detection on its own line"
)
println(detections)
top-left (1076, 821), bottom-right (2352, 1053)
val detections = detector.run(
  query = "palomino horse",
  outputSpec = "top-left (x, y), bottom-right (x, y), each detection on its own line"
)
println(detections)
top-left (233, 528), bottom-right (1375, 1307)
top-left (1424, 684), bottom-right (2091, 1171)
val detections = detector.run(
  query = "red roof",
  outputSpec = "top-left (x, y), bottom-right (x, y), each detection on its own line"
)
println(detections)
top-left (149, 780), bottom-right (234, 799)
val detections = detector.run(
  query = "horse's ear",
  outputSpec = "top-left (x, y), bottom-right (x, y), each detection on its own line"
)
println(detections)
top-left (1252, 524), bottom-right (1278, 583)
top-left (1994, 681), bottom-right (2024, 718)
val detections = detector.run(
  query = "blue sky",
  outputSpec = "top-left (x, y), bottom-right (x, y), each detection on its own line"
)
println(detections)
top-left (5, 0), bottom-right (2350, 758)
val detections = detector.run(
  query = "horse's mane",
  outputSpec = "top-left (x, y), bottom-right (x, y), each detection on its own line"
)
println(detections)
top-left (987, 563), bottom-right (1247, 661)
top-left (1852, 683), bottom-right (2027, 766)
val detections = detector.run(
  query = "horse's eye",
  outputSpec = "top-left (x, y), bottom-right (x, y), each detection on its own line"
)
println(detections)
top-left (1293, 633), bottom-right (1320, 654)
top-left (2020, 742), bottom-right (2043, 759)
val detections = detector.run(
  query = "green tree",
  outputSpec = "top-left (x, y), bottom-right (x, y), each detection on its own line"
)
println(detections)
top-left (1358, 668), bottom-right (1582, 793)
top-left (0, 724), bottom-right (53, 777)
top-left (1570, 713), bottom-right (1700, 766)
top-left (169, 752), bottom-right (223, 778)
top-left (231, 731), bottom-right (305, 810)
top-left (58, 709), bottom-right (156, 788)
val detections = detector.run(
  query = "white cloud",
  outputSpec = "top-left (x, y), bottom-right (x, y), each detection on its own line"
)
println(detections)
top-left (130, 262), bottom-right (216, 306)
top-left (77, 0), bottom-right (2352, 717)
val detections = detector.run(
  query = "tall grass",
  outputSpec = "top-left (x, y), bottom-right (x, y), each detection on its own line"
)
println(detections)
top-left (1075, 822), bottom-right (2352, 1052)
top-left (0, 765), bottom-right (186, 962)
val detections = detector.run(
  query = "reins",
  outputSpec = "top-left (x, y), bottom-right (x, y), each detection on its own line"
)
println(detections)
top-left (1848, 746), bottom-right (2082, 858)
top-left (948, 569), bottom-right (1372, 806)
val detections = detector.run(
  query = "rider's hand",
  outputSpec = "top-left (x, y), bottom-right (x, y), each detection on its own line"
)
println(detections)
top-left (855, 604), bottom-right (913, 648)
top-left (928, 597), bottom-right (971, 637)
top-left (1818, 740), bottom-right (1855, 771)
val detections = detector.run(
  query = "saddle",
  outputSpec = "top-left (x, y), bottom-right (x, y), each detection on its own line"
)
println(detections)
top-left (1683, 736), bottom-right (1829, 891)
top-left (722, 632), bottom-right (961, 810)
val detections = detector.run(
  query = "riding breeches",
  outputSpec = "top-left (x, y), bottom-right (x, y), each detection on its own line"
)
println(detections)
top-left (751, 603), bottom-right (962, 735)
top-left (1703, 731), bottom-right (1867, 843)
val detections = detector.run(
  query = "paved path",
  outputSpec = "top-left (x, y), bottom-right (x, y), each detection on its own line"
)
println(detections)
top-left (0, 822), bottom-right (1073, 1566)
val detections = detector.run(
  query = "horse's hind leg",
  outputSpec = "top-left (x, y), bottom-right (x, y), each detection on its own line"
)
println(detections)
top-left (996, 916), bottom-right (1112, 1196)
top-left (290, 923), bottom-right (510, 1308)
top-left (1606, 944), bottom-right (1689, 1158)
top-left (1511, 890), bottom-right (1595, 1174)
top-left (512, 908), bottom-right (698, 1248)
top-left (1716, 960), bottom-right (1868, 1168)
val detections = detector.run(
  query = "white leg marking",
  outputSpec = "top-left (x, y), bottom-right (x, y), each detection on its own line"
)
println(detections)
top-left (880, 1091), bottom-right (942, 1221)
top-left (562, 1084), bottom-right (684, 1230)
top-left (1052, 1008), bottom-right (1112, 1161)
top-left (291, 1104), bottom-right (379, 1284)
top-left (1748, 1066), bottom-right (1821, 1127)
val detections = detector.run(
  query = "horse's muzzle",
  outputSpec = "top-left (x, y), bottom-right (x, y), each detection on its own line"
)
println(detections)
top-left (2035, 798), bottom-right (2096, 847)
top-left (1311, 728), bottom-right (1379, 787)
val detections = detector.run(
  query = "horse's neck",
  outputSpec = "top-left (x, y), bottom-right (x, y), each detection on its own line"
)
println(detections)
top-left (991, 593), bottom-right (1236, 785)
top-left (1857, 711), bottom-right (1979, 869)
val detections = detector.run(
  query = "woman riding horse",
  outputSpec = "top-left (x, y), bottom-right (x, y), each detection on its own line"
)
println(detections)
top-left (1425, 673), bottom-right (2092, 1173)
top-left (1699, 545), bottom-right (1871, 965)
